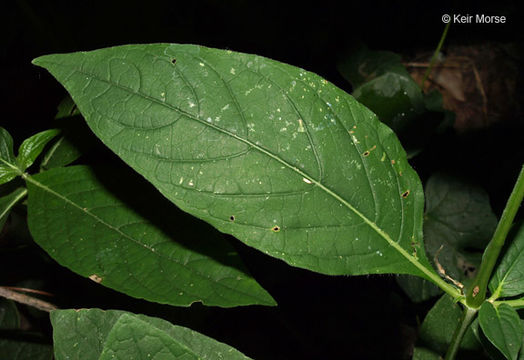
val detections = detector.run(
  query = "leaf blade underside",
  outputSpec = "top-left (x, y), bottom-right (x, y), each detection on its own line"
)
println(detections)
top-left (33, 44), bottom-right (435, 278)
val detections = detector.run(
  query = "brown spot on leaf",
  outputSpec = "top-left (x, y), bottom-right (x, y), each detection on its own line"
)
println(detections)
top-left (401, 190), bottom-right (410, 198)
top-left (272, 225), bottom-right (281, 232)
top-left (89, 274), bottom-right (103, 283)
top-left (171, 58), bottom-right (177, 65)
top-left (229, 215), bottom-right (235, 221)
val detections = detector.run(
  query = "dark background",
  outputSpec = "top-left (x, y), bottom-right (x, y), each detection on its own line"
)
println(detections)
top-left (2, 1), bottom-right (523, 359)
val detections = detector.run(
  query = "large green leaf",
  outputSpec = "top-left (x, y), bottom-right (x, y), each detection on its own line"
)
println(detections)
top-left (26, 165), bottom-right (275, 307)
top-left (479, 302), bottom-right (522, 360)
top-left (51, 308), bottom-right (252, 360)
top-left (424, 174), bottom-right (497, 283)
top-left (33, 44), bottom-right (436, 278)
top-left (490, 223), bottom-right (524, 298)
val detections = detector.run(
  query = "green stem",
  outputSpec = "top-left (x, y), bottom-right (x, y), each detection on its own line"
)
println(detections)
top-left (494, 298), bottom-right (524, 309)
top-left (466, 165), bottom-right (524, 308)
top-left (421, 22), bottom-right (450, 90)
top-left (444, 307), bottom-right (477, 360)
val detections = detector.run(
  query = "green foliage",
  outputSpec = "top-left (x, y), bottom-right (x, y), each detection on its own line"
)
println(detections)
top-left (490, 223), bottom-right (524, 298)
top-left (417, 295), bottom-right (480, 356)
top-left (424, 173), bottom-right (498, 283)
top-left (26, 165), bottom-right (274, 307)
top-left (0, 127), bottom-right (19, 185)
top-left (0, 126), bottom-right (60, 184)
top-left (397, 173), bottom-right (497, 303)
top-left (32, 44), bottom-right (442, 282)
top-left (16, 129), bottom-right (60, 172)
top-left (479, 302), bottom-right (523, 360)
top-left (337, 46), bottom-right (453, 156)
top-left (0, 43), bottom-right (522, 360)
top-left (51, 309), bottom-right (252, 359)
top-left (39, 136), bottom-right (80, 170)
top-left (40, 96), bottom-right (89, 170)
top-left (0, 299), bottom-right (53, 360)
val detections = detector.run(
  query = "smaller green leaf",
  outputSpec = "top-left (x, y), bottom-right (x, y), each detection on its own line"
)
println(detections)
top-left (337, 46), bottom-right (408, 88)
top-left (0, 127), bottom-right (16, 164)
top-left (0, 187), bottom-right (27, 230)
top-left (352, 73), bottom-right (426, 131)
top-left (337, 47), bottom-right (452, 156)
top-left (40, 96), bottom-right (88, 170)
top-left (17, 129), bottom-right (60, 171)
top-left (479, 302), bottom-right (522, 360)
top-left (424, 174), bottom-right (498, 283)
top-left (40, 135), bottom-right (82, 170)
top-left (0, 127), bottom-right (19, 185)
top-left (55, 95), bottom-right (80, 120)
top-left (337, 46), bottom-right (425, 128)
top-left (0, 165), bottom-right (19, 186)
top-left (490, 223), bottom-right (524, 298)
top-left (418, 294), bottom-right (480, 354)
top-left (51, 309), bottom-right (252, 360)
top-left (27, 165), bottom-right (274, 307)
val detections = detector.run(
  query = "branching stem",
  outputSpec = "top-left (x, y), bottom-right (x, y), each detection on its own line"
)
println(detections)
top-left (444, 307), bottom-right (477, 360)
top-left (466, 165), bottom-right (524, 308)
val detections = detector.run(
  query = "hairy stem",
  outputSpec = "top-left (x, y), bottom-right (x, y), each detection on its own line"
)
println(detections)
top-left (466, 165), bottom-right (524, 308)
top-left (444, 307), bottom-right (477, 360)
top-left (421, 22), bottom-right (450, 90)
